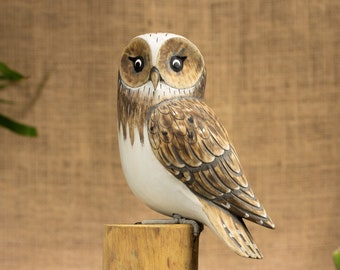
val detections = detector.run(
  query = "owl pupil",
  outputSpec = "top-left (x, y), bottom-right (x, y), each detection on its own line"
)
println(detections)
top-left (128, 56), bottom-right (144, 73)
top-left (170, 56), bottom-right (187, 72)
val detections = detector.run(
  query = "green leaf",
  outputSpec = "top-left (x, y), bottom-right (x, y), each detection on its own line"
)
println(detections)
top-left (334, 247), bottom-right (340, 270)
top-left (0, 62), bottom-right (25, 81)
top-left (0, 98), bottom-right (14, 105)
top-left (0, 113), bottom-right (37, 137)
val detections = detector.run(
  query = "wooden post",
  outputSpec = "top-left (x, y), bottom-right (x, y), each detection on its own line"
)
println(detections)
top-left (103, 224), bottom-right (199, 270)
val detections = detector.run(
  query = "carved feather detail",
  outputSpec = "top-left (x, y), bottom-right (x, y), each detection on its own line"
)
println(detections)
top-left (147, 98), bottom-right (275, 229)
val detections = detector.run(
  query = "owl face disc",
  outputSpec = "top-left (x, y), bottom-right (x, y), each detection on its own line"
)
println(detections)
top-left (119, 33), bottom-right (205, 90)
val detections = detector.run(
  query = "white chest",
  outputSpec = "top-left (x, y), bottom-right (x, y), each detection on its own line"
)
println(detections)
top-left (117, 127), bottom-right (207, 222)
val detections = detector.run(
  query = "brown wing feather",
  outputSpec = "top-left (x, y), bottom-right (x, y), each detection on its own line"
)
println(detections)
top-left (147, 97), bottom-right (274, 229)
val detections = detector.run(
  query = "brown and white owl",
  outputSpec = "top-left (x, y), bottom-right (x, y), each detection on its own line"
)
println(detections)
top-left (117, 33), bottom-right (275, 259)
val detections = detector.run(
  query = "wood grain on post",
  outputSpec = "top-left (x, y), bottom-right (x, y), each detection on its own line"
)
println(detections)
top-left (103, 224), bottom-right (199, 270)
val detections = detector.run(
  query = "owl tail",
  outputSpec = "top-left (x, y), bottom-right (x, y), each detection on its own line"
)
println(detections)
top-left (199, 198), bottom-right (263, 259)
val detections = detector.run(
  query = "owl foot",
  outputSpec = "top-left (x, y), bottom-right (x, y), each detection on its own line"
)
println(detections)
top-left (172, 214), bottom-right (204, 237)
top-left (136, 213), bottom-right (204, 237)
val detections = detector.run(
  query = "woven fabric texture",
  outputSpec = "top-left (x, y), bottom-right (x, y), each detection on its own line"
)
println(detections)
top-left (0, 1), bottom-right (339, 269)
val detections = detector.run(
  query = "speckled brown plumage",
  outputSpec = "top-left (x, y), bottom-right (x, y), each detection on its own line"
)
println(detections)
top-left (117, 70), bottom-right (206, 145)
top-left (117, 74), bottom-right (151, 145)
top-left (147, 98), bottom-right (274, 228)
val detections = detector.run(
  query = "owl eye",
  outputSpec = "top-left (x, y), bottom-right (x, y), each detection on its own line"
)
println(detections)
top-left (170, 56), bottom-right (187, 72)
top-left (128, 56), bottom-right (144, 73)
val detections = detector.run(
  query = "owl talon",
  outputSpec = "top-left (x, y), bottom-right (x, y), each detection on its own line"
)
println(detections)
top-left (136, 214), bottom-right (203, 237)
top-left (172, 214), bottom-right (204, 237)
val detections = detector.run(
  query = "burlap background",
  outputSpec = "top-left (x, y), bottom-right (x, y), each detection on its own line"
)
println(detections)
top-left (0, 1), bottom-right (339, 269)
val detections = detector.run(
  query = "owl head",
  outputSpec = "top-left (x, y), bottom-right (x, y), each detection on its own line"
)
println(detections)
top-left (118, 33), bottom-right (206, 144)
top-left (119, 33), bottom-right (206, 103)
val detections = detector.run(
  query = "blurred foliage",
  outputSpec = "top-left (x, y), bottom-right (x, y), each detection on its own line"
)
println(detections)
top-left (334, 247), bottom-right (340, 270)
top-left (0, 62), bottom-right (38, 137)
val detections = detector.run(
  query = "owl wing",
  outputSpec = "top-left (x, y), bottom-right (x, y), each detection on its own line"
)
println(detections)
top-left (147, 97), bottom-right (274, 229)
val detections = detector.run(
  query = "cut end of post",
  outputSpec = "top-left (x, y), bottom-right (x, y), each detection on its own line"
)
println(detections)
top-left (103, 224), bottom-right (200, 270)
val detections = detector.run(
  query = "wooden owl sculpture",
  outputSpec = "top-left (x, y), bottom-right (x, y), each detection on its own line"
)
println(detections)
top-left (117, 33), bottom-right (275, 259)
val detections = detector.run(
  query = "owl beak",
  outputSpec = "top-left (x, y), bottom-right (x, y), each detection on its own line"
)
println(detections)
top-left (150, 67), bottom-right (160, 90)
